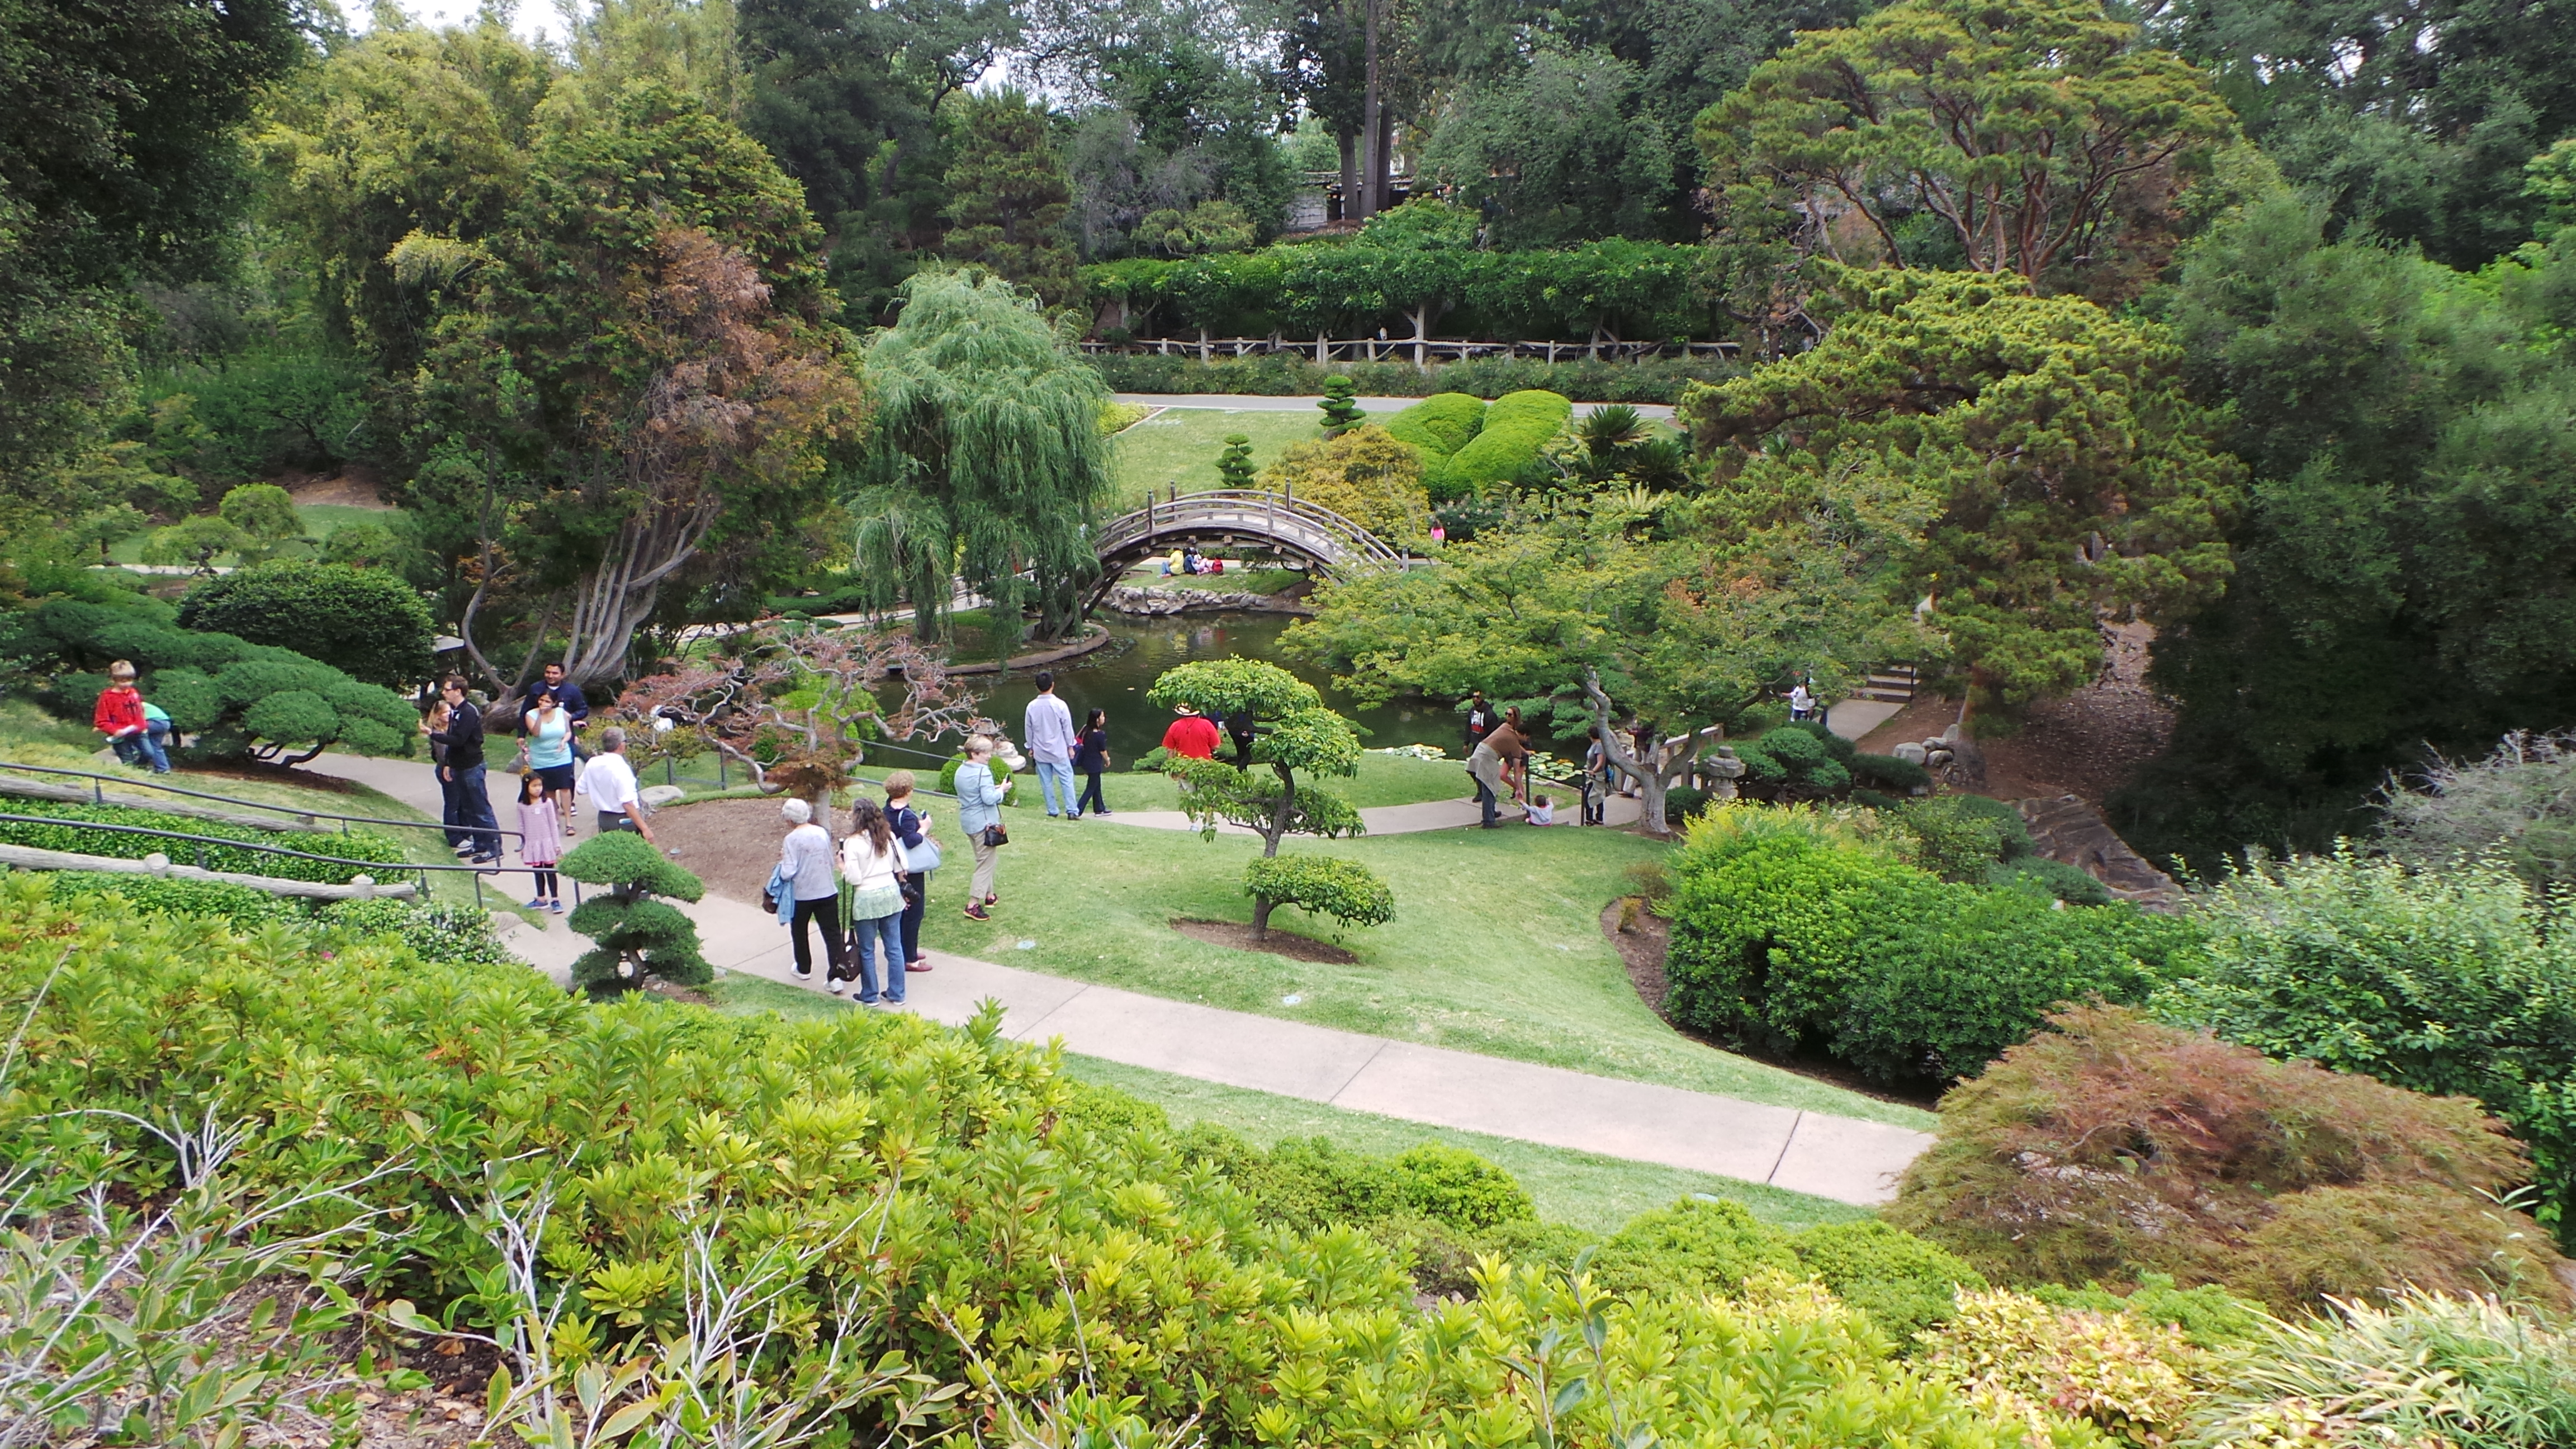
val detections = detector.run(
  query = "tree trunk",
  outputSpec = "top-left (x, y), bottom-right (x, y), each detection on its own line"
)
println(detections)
top-left (1336, 131), bottom-right (1358, 225)
top-left (1263, 764), bottom-right (1295, 858)
top-left (1251, 893), bottom-right (1275, 938)
top-left (1373, 103), bottom-right (1395, 215)
top-left (1358, 0), bottom-right (1381, 221)
top-left (1412, 304), bottom-right (1429, 368)
top-left (1579, 667), bottom-right (1719, 837)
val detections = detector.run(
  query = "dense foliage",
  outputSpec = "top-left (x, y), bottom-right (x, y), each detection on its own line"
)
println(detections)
top-left (1887, 1005), bottom-right (2568, 1314)
top-left (12, 598), bottom-right (417, 763)
top-left (1257, 424), bottom-right (1429, 538)
top-left (1091, 352), bottom-right (1736, 403)
top-left (1241, 852), bottom-right (1395, 938)
top-left (0, 878), bottom-right (2108, 1447)
top-left (2154, 847), bottom-right (2576, 1246)
top-left (175, 561), bottom-right (435, 687)
top-left (0, 802), bottom-right (409, 885)
top-left (1664, 806), bottom-right (2194, 1083)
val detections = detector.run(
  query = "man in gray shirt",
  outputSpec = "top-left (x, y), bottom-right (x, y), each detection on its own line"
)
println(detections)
top-left (1023, 670), bottom-right (1081, 820)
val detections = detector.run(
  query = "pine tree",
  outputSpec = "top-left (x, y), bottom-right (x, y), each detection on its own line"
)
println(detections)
top-left (1215, 433), bottom-right (1258, 489)
top-left (940, 89), bottom-right (1077, 302)
top-left (1318, 376), bottom-right (1366, 436)
top-left (560, 832), bottom-right (710, 997)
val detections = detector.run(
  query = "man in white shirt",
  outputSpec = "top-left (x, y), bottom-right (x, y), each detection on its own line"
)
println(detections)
top-left (577, 726), bottom-right (658, 844)
top-left (1022, 670), bottom-right (1081, 820)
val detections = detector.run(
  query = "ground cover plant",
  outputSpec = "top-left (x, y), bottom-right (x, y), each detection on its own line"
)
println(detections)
top-left (0, 800), bottom-right (411, 884)
top-left (0, 875), bottom-right (2081, 1447)
top-left (1886, 1004), bottom-right (2568, 1315)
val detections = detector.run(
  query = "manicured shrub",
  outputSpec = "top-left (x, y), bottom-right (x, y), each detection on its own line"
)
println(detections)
top-left (560, 831), bottom-right (708, 996)
top-left (1897, 794), bottom-right (2023, 879)
top-left (1789, 1219), bottom-right (1986, 1343)
top-left (0, 801), bottom-right (410, 884)
top-left (1885, 1005), bottom-right (2568, 1314)
top-left (21, 598), bottom-right (416, 761)
top-left (937, 752), bottom-right (1012, 795)
top-left (1851, 751), bottom-right (1930, 793)
top-left (1382, 391), bottom-right (1486, 456)
top-left (2153, 846), bottom-right (2576, 1247)
top-left (177, 560), bottom-right (437, 686)
top-left (1665, 805), bottom-right (2185, 1082)
top-left (1242, 853), bottom-right (1394, 937)
top-left (1257, 424), bottom-right (1429, 539)
top-left (1736, 724), bottom-right (1853, 797)
top-left (30, 869), bottom-right (303, 926)
top-left (1442, 389), bottom-right (1570, 497)
top-left (1589, 1196), bottom-right (1800, 1299)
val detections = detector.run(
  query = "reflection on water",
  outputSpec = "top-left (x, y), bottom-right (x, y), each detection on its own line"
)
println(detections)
top-left (891, 612), bottom-right (1462, 764)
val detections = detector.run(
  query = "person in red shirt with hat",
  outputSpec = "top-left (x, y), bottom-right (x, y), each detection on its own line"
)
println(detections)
top-left (1161, 702), bottom-right (1221, 760)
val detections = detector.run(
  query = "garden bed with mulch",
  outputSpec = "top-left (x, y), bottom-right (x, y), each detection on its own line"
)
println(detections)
top-left (1172, 917), bottom-right (1360, 964)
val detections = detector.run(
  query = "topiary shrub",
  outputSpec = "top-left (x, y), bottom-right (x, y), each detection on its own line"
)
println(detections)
top-left (559, 831), bottom-right (709, 997)
top-left (937, 752), bottom-right (1012, 796)
top-left (1851, 752), bottom-right (1930, 794)
top-left (1789, 1219), bottom-right (1986, 1344)
top-left (1735, 726), bottom-right (1853, 798)
top-left (177, 560), bottom-right (437, 687)
top-left (1664, 804), bottom-right (2187, 1082)
top-left (25, 598), bottom-right (416, 762)
top-left (1589, 1197), bottom-right (1800, 1299)
top-left (1442, 389), bottom-right (1570, 498)
top-left (1885, 1003), bottom-right (2569, 1314)
top-left (1382, 393), bottom-right (1488, 498)
top-left (1242, 854), bottom-right (1393, 939)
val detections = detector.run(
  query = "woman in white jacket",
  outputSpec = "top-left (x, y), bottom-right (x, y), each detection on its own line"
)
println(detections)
top-left (839, 797), bottom-right (909, 1004)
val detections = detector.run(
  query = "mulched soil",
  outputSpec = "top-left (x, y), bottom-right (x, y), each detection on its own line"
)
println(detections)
top-left (644, 795), bottom-right (805, 903)
top-left (1598, 896), bottom-right (1943, 1110)
top-left (1172, 917), bottom-right (1361, 964)
top-left (1850, 623), bottom-right (2174, 809)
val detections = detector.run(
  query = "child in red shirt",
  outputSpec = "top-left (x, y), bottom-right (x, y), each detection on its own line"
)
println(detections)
top-left (93, 661), bottom-right (165, 772)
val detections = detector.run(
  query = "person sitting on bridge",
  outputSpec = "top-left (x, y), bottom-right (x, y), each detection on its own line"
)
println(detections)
top-left (1162, 703), bottom-right (1221, 760)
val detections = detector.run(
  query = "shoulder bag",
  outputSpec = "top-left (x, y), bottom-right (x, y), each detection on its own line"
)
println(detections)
top-left (979, 822), bottom-right (1009, 849)
top-left (903, 829), bottom-right (943, 873)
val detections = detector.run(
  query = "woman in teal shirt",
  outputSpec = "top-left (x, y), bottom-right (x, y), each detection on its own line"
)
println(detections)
top-left (523, 689), bottom-right (577, 835)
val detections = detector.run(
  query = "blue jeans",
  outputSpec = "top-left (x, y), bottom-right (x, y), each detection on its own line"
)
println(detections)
top-left (111, 730), bottom-right (168, 773)
top-left (1035, 760), bottom-right (1078, 816)
top-left (851, 910), bottom-right (905, 1003)
top-left (447, 765), bottom-right (500, 858)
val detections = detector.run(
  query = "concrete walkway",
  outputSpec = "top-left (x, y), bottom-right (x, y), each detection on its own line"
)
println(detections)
top-left (301, 751), bottom-right (1930, 1205)
top-left (1115, 393), bottom-right (1677, 423)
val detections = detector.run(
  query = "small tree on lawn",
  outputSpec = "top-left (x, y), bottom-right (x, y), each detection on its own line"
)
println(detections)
top-left (608, 621), bottom-right (986, 816)
top-left (1245, 855), bottom-right (1395, 940)
top-left (1148, 659), bottom-right (1366, 858)
top-left (561, 832), bottom-right (708, 997)
top-left (1215, 433), bottom-right (1258, 489)
top-left (1318, 376), bottom-right (1365, 437)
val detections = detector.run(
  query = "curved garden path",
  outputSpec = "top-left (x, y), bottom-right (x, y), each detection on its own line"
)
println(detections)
top-left (303, 750), bottom-right (1931, 1206)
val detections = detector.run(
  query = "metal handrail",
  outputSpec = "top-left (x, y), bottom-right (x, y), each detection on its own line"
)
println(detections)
top-left (0, 809), bottom-right (534, 906)
top-left (0, 760), bottom-right (524, 845)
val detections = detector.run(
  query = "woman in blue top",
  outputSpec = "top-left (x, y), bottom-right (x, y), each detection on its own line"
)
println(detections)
top-left (954, 733), bottom-right (1012, 921)
top-left (523, 689), bottom-right (577, 839)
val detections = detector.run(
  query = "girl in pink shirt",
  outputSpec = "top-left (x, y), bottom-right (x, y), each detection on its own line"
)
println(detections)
top-left (515, 773), bottom-right (564, 913)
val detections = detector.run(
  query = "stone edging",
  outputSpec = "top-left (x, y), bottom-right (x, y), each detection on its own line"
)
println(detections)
top-left (929, 622), bottom-right (1116, 677)
top-left (1097, 584), bottom-right (1315, 616)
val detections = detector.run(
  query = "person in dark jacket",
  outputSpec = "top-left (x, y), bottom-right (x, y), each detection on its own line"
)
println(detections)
top-left (438, 675), bottom-right (503, 863)
top-left (1223, 705), bottom-right (1257, 768)
top-left (883, 771), bottom-right (935, 970)
top-left (1073, 709), bottom-right (1112, 817)
top-left (1463, 691), bottom-right (1499, 754)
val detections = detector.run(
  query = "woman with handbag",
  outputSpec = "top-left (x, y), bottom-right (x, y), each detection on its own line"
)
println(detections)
top-left (839, 797), bottom-right (909, 1005)
top-left (883, 771), bottom-right (938, 972)
top-left (955, 733), bottom-right (1011, 921)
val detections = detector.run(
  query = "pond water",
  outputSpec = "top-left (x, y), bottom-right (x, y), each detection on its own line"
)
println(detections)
top-left (891, 612), bottom-right (1471, 766)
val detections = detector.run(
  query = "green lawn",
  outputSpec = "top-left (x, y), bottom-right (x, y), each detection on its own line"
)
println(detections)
top-left (1111, 408), bottom-right (1323, 500)
top-left (837, 751), bottom-right (1473, 815)
top-left (702, 972), bottom-right (1865, 1233)
top-left (914, 813), bottom-right (1934, 1129)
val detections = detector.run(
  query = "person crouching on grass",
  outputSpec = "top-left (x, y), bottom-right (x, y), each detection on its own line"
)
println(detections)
top-left (93, 661), bottom-right (168, 774)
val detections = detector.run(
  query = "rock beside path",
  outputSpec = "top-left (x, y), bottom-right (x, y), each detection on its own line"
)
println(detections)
top-left (2015, 793), bottom-right (2185, 911)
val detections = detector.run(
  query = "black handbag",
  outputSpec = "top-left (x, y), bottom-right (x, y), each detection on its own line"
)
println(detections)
top-left (980, 822), bottom-right (1010, 848)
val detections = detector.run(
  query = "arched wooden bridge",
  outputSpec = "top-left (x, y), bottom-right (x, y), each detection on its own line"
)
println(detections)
top-left (1089, 488), bottom-right (1404, 606)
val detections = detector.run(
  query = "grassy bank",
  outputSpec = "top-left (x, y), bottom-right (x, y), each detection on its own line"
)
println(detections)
top-left (1111, 407), bottom-right (1320, 498)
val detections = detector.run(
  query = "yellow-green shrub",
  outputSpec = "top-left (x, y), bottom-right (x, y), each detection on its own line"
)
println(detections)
top-left (1920, 1288), bottom-right (2218, 1448)
top-left (1258, 424), bottom-right (1429, 541)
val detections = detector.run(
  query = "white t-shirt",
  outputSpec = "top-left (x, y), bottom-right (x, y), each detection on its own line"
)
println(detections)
top-left (1526, 800), bottom-right (1555, 826)
top-left (580, 751), bottom-right (643, 816)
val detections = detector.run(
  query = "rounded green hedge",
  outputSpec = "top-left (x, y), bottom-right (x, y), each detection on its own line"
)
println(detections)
top-left (177, 561), bottom-right (437, 688)
top-left (1442, 390), bottom-right (1572, 498)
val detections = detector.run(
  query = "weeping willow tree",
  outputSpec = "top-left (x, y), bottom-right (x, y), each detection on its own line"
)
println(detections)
top-left (847, 269), bottom-right (1112, 645)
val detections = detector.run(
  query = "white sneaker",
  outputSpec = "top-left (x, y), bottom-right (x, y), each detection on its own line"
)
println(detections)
top-left (827, 975), bottom-right (846, 995)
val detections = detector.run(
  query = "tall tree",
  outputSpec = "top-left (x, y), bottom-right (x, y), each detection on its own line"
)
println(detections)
top-left (2116, 195), bottom-right (2576, 868)
top-left (1687, 268), bottom-right (2238, 721)
top-left (939, 89), bottom-right (1078, 300)
top-left (1699, 0), bottom-right (2235, 289)
top-left (847, 269), bottom-right (1111, 645)
top-left (0, 0), bottom-right (309, 500)
top-left (402, 82), bottom-right (864, 692)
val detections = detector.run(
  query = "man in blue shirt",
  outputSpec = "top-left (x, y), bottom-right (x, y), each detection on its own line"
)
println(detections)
top-left (1022, 670), bottom-right (1081, 819)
